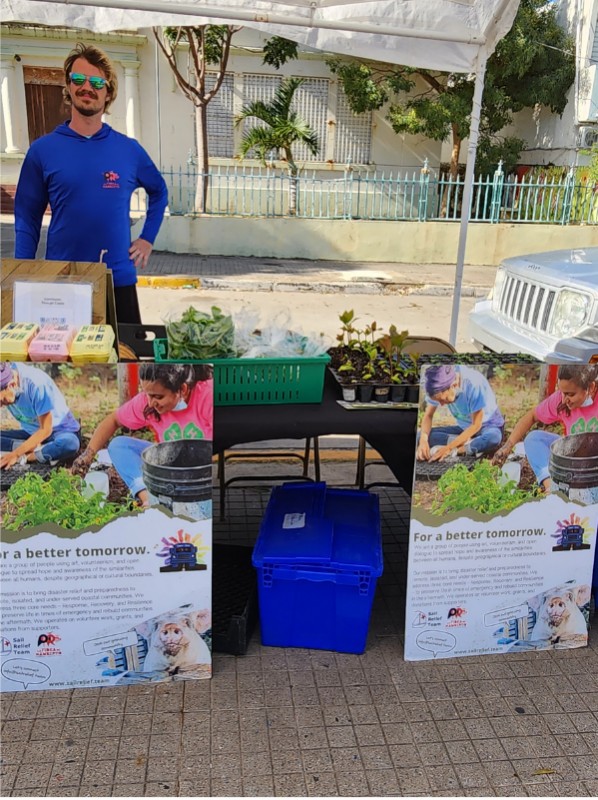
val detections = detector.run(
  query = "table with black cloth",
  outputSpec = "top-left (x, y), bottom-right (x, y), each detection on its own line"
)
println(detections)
top-left (117, 326), bottom-right (418, 491)
top-left (213, 369), bottom-right (418, 493)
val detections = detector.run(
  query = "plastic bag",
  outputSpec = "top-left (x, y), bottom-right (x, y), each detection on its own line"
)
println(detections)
top-left (232, 307), bottom-right (332, 358)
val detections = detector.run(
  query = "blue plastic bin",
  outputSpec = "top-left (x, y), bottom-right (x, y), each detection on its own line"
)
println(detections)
top-left (252, 482), bottom-right (383, 654)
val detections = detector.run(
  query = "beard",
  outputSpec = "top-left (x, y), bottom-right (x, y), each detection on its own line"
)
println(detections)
top-left (75, 104), bottom-right (100, 117)
top-left (71, 90), bottom-right (105, 117)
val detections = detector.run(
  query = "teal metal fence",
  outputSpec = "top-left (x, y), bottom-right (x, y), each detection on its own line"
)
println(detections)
top-left (149, 161), bottom-right (597, 224)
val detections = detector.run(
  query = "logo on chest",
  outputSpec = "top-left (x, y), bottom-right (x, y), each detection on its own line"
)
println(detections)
top-left (103, 170), bottom-right (120, 189)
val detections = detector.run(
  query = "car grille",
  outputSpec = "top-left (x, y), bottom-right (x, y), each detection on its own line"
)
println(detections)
top-left (498, 276), bottom-right (556, 332)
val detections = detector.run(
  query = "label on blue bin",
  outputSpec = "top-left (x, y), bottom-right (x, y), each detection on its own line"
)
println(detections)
top-left (282, 513), bottom-right (306, 530)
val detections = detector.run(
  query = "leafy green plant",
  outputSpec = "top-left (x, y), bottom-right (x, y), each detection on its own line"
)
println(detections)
top-left (431, 460), bottom-right (536, 516)
top-left (57, 363), bottom-right (82, 381)
top-left (377, 325), bottom-right (410, 383)
top-left (4, 469), bottom-right (134, 531)
top-left (166, 305), bottom-right (236, 360)
top-left (336, 309), bottom-right (358, 347)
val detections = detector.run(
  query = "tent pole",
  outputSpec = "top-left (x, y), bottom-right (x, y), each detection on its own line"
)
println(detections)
top-left (448, 50), bottom-right (487, 348)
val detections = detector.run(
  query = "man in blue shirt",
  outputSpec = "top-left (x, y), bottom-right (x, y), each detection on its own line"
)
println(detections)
top-left (0, 362), bottom-right (81, 470)
top-left (14, 43), bottom-right (169, 324)
top-left (416, 364), bottom-right (504, 462)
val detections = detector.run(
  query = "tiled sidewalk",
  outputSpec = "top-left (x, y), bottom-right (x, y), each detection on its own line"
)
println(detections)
top-left (1, 485), bottom-right (597, 797)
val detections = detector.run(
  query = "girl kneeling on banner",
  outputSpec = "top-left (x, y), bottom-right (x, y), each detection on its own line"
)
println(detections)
top-left (71, 363), bottom-right (213, 507)
top-left (492, 364), bottom-right (598, 492)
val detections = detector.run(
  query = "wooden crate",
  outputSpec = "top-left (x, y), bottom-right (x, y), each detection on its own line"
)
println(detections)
top-left (1, 259), bottom-right (108, 325)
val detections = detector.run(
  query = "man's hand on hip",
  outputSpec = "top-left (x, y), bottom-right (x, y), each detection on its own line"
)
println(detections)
top-left (129, 238), bottom-right (153, 269)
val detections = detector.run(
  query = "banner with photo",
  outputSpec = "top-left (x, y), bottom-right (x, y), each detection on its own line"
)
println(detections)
top-left (0, 361), bottom-right (214, 691)
top-left (405, 362), bottom-right (598, 661)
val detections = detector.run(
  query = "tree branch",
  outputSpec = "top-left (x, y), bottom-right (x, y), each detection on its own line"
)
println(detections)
top-left (153, 27), bottom-right (200, 104)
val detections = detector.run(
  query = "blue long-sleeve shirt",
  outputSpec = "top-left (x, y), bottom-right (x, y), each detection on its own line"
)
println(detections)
top-left (14, 122), bottom-right (169, 287)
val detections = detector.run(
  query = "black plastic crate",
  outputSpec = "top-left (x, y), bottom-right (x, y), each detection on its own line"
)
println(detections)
top-left (415, 454), bottom-right (478, 481)
top-left (212, 543), bottom-right (258, 655)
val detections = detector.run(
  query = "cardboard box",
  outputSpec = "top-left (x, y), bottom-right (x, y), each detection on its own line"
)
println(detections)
top-left (1, 259), bottom-right (116, 328)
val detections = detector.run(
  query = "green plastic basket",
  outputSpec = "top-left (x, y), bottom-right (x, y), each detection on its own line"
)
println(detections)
top-left (153, 339), bottom-right (330, 406)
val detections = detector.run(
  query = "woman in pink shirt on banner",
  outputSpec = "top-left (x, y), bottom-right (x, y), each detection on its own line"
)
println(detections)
top-left (492, 364), bottom-right (598, 492)
top-left (71, 363), bottom-right (213, 508)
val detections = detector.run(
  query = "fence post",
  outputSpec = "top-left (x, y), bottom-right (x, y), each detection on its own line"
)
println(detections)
top-left (560, 167), bottom-right (575, 225)
top-left (418, 158), bottom-right (430, 221)
top-left (490, 160), bottom-right (504, 223)
top-left (344, 159), bottom-right (353, 219)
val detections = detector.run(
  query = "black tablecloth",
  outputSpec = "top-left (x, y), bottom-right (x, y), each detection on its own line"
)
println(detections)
top-left (214, 370), bottom-right (418, 492)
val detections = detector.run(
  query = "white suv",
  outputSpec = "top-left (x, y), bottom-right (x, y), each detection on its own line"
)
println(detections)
top-left (469, 247), bottom-right (598, 363)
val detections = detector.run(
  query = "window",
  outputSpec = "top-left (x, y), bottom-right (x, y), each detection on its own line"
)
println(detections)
top-left (205, 70), bottom-right (372, 164)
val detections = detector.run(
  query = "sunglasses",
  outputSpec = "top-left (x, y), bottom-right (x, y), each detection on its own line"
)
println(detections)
top-left (70, 72), bottom-right (108, 90)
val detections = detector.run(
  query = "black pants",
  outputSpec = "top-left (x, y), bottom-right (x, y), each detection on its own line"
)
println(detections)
top-left (114, 284), bottom-right (142, 325)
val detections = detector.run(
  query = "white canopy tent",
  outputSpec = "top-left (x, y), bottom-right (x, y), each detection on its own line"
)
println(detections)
top-left (1, 0), bottom-right (522, 344)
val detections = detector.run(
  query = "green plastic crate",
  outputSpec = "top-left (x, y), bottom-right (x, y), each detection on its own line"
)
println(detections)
top-left (153, 339), bottom-right (330, 406)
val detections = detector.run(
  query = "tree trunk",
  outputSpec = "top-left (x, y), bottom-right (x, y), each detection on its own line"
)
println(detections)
top-left (440, 126), bottom-right (462, 217)
top-left (286, 149), bottom-right (298, 216)
top-left (194, 104), bottom-right (209, 214)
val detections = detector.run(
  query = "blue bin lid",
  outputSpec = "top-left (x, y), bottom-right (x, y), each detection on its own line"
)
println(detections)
top-left (253, 482), bottom-right (334, 565)
top-left (253, 483), bottom-right (382, 575)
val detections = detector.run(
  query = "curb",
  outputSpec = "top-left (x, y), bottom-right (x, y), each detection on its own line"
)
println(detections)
top-left (137, 276), bottom-right (202, 288)
top-left (138, 274), bottom-right (490, 297)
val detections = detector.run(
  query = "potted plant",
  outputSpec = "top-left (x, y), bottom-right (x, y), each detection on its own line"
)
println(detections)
top-left (377, 325), bottom-right (410, 403)
top-left (402, 354), bottom-right (421, 403)
top-left (357, 343), bottom-right (379, 401)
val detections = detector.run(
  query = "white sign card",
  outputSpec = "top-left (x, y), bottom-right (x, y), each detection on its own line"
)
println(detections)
top-left (405, 362), bottom-right (597, 661)
top-left (13, 280), bottom-right (93, 327)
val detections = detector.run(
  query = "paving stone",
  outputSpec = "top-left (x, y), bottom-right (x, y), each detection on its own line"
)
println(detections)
top-left (1, 487), bottom-right (597, 800)
top-left (335, 769), bottom-right (371, 796)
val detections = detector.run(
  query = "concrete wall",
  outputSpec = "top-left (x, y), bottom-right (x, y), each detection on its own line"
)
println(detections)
top-left (146, 215), bottom-right (598, 265)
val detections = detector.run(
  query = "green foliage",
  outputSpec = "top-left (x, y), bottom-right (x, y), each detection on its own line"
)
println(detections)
top-left (327, 59), bottom-right (391, 112)
top-left (474, 134), bottom-right (525, 176)
top-left (163, 25), bottom-right (231, 64)
top-left (431, 461), bottom-right (536, 516)
top-left (583, 143), bottom-right (598, 184)
top-left (166, 305), bottom-right (236, 360)
top-left (262, 36), bottom-right (299, 69)
top-left (326, 0), bottom-right (575, 173)
top-left (4, 470), bottom-right (133, 531)
top-left (236, 78), bottom-right (319, 178)
top-left (57, 363), bottom-right (82, 382)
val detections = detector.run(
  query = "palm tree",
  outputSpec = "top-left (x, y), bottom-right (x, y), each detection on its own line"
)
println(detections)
top-left (235, 77), bottom-right (319, 215)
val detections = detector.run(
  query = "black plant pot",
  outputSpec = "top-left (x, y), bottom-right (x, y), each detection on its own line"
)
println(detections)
top-left (359, 384), bottom-right (374, 402)
top-left (390, 384), bottom-right (406, 402)
top-left (406, 384), bottom-right (420, 403)
top-left (374, 385), bottom-right (390, 403)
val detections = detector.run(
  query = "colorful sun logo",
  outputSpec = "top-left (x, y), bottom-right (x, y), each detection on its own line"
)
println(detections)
top-left (552, 512), bottom-right (592, 547)
top-left (156, 528), bottom-right (209, 565)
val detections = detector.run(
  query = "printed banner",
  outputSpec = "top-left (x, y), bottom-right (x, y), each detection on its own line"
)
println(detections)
top-left (405, 362), bottom-right (597, 661)
top-left (0, 361), bottom-right (214, 690)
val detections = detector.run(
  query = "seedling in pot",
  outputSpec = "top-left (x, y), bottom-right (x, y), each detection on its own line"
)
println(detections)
top-left (377, 326), bottom-right (410, 384)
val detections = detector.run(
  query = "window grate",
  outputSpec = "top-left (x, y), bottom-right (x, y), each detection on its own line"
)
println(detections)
top-left (335, 89), bottom-right (371, 164)
top-left (291, 78), bottom-right (329, 163)
top-left (206, 73), bottom-right (235, 158)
